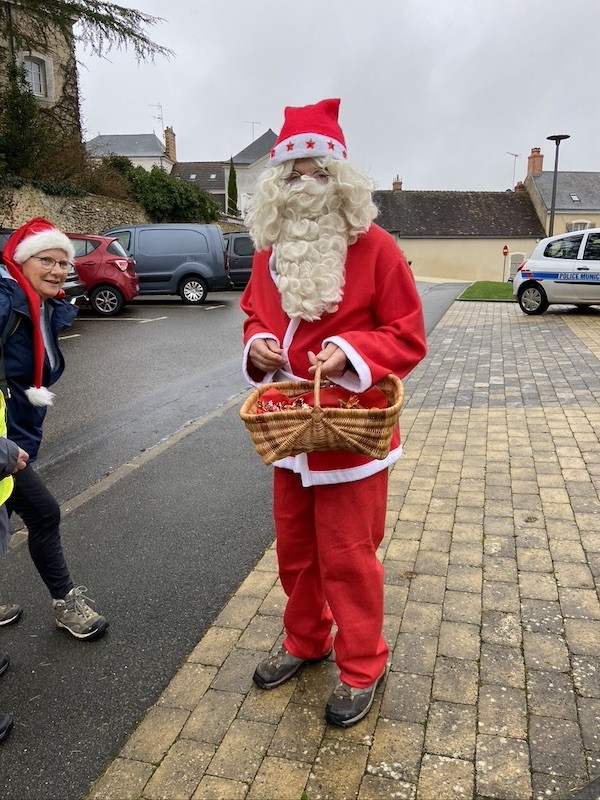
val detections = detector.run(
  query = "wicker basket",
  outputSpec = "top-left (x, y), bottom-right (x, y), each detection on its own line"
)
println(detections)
top-left (240, 362), bottom-right (404, 465)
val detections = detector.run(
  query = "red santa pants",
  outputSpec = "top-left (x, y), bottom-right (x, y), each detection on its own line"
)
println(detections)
top-left (273, 466), bottom-right (389, 688)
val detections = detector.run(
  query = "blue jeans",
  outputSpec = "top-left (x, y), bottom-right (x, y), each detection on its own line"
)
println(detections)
top-left (6, 464), bottom-right (73, 600)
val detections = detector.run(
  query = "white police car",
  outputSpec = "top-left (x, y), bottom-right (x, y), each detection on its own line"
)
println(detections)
top-left (513, 228), bottom-right (600, 314)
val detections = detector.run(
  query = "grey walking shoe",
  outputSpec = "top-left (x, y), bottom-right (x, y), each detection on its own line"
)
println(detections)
top-left (53, 587), bottom-right (108, 641)
top-left (253, 646), bottom-right (331, 690)
top-left (0, 604), bottom-right (23, 626)
top-left (325, 669), bottom-right (386, 728)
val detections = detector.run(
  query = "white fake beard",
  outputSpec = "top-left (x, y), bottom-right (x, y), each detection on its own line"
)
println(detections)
top-left (273, 180), bottom-right (348, 321)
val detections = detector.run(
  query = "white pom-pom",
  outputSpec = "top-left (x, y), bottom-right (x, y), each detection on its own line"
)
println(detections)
top-left (25, 386), bottom-right (55, 407)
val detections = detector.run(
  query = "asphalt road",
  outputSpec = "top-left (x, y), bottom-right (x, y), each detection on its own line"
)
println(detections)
top-left (0, 282), bottom-right (467, 799)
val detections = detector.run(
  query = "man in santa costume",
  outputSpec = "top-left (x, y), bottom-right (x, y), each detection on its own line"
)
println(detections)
top-left (240, 99), bottom-right (426, 727)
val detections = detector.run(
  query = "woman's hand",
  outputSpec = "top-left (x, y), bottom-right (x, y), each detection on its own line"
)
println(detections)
top-left (308, 344), bottom-right (347, 378)
top-left (249, 338), bottom-right (286, 373)
top-left (13, 448), bottom-right (29, 472)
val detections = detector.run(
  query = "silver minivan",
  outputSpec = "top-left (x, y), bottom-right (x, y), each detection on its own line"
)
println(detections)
top-left (513, 228), bottom-right (600, 314)
top-left (102, 223), bottom-right (231, 304)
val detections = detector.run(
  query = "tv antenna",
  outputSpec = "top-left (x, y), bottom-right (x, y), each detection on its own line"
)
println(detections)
top-left (506, 151), bottom-right (520, 188)
top-left (244, 121), bottom-right (261, 141)
top-left (149, 102), bottom-right (164, 130)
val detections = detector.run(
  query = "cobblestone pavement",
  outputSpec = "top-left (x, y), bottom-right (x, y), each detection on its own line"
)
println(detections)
top-left (88, 302), bottom-right (600, 800)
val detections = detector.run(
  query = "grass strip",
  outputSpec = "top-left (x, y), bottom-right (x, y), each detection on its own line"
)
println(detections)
top-left (457, 281), bottom-right (515, 301)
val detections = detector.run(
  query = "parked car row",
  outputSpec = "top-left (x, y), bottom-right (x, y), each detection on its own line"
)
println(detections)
top-left (0, 224), bottom-right (257, 316)
top-left (102, 224), bottom-right (231, 304)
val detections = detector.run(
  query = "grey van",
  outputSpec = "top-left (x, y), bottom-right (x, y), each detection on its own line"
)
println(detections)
top-left (101, 223), bottom-right (231, 304)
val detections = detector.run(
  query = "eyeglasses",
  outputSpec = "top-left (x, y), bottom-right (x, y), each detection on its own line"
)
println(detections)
top-left (285, 170), bottom-right (330, 185)
top-left (30, 256), bottom-right (73, 273)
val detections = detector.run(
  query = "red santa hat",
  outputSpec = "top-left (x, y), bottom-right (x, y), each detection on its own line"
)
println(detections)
top-left (2, 217), bottom-right (73, 407)
top-left (269, 98), bottom-right (347, 166)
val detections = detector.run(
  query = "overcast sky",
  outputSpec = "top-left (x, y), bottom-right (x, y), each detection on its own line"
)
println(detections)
top-left (76, 0), bottom-right (598, 192)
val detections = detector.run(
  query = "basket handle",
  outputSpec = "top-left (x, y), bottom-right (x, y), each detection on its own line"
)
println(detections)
top-left (313, 360), bottom-right (323, 410)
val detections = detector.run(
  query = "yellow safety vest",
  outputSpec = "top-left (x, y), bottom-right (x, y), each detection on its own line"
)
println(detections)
top-left (0, 393), bottom-right (13, 505)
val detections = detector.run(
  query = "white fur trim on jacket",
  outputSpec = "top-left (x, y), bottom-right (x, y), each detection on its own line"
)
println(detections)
top-left (25, 386), bottom-right (55, 407)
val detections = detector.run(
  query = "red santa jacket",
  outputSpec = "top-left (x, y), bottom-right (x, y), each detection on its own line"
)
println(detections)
top-left (240, 223), bottom-right (427, 486)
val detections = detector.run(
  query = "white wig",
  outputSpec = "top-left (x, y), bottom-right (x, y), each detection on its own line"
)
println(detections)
top-left (245, 156), bottom-right (378, 252)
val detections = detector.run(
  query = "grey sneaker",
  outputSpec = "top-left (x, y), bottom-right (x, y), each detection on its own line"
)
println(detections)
top-left (253, 646), bottom-right (331, 690)
top-left (53, 587), bottom-right (108, 641)
top-left (325, 669), bottom-right (386, 728)
top-left (0, 604), bottom-right (23, 626)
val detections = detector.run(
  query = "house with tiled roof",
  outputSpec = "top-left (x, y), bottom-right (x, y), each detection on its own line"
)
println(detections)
top-left (170, 162), bottom-right (226, 212)
top-left (174, 129), bottom-right (277, 216)
top-left (85, 128), bottom-right (177, 173)
top-left (522, 147), bottom-right (600, 234)
top-left (374, 180), bottom-right (545, 282)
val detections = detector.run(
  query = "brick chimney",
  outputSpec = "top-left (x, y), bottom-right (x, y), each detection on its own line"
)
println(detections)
top-left (392, 175), bottom-right (403, 191)
top-left (164, 126), bottom-right (177, 162)
top-left (526, 147), bottom-right (543, 178)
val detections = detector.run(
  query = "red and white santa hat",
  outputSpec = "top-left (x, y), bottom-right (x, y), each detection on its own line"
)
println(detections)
top-left (269, 98), bottom-right (347, 166)
top-left (2, 217), bottom-right (74, 407)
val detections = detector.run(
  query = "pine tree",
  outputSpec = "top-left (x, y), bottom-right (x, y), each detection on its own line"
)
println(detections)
top-left (227, 157), bottom-right (238, 217)
top-left (1, 0), bottom-right (172, 61)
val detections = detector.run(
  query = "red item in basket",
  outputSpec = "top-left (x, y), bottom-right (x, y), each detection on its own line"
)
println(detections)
top-left (256, 388), bottom-right (310, 414)
top-left (255, 384), bottom-right (389, 414)
top-left (301, 385), bottom-right (389, 410)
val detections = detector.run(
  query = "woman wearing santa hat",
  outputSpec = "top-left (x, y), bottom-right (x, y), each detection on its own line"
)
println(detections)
top-left (0, 218), bottom-right (108, 641)
top-left (241, 99), bottom-right (426, 727)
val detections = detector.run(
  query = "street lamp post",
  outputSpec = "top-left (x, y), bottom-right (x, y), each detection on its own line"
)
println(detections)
top-left (546, 134), bottom-right (570, 236)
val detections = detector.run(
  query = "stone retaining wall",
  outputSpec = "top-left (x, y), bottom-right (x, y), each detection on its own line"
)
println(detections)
top-left (0, 186), bottom-right (151, 234)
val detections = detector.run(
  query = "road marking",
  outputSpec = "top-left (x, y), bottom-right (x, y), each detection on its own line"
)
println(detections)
top-left (8, 390), bottom-right (250, 551)
top-left (138, 316), bottom-right (168, 324)
top-left (58, 334), bottom-right (80, 340)
top-left (78, 316), bottom-right (162, 322)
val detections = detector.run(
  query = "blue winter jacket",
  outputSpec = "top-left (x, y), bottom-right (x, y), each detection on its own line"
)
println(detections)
top-left (0, 275), bottom-right (77, 461)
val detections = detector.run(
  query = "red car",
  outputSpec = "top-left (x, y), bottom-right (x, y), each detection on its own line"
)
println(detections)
top-left (68, 233), bottom-right (139, 316)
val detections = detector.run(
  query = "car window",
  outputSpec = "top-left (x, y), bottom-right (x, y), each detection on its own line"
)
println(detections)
top-left (543, 234), bottom-right (583, 259)
top-left (70, 239), bottom-right (88, 258)
top-left (138, 229), bottom-right (208, 256)
top-left (582, 232), bottom-right (600, 261)
top-left (112, 231), bottom-right (131, 252)
top-left (107, 240), bottom-right (130, 258)
top-left (71, 238), bottom-right (100, 256)
top-left (233, 236), bottom-right (254, 257)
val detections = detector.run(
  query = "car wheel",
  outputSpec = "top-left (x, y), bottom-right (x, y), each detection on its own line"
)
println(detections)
top-left (179, 276), bottom-right (208, 304)
top-left (518, 284), bottom-right (549, 315)
top-left (89, 285), bottom-right (125, 316)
